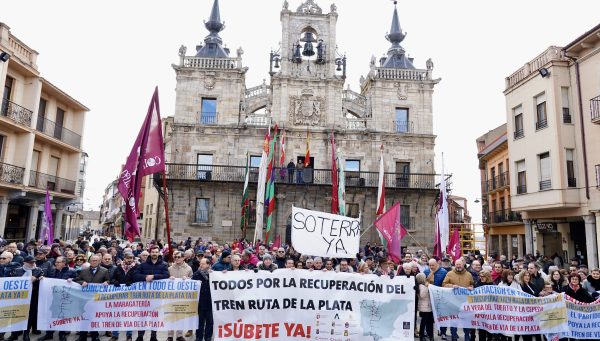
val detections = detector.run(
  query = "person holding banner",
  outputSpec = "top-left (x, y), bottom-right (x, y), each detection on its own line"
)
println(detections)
top-left (564, 273), bottom-right (595, 303)
top-left (39, 257), bottom-right (76, 341)
top-left (109, 253), bottom-right (139, 341)
top-left (416, 273), bottom-right (434, 341)
top-left (167, 251), bottom-right (193, 341)
top-left (442, 258), bottom-right (474, 341)
top-left (192, 258), bottom-right (213, 341)
top-left (75, 255), bottom-right (110, 341)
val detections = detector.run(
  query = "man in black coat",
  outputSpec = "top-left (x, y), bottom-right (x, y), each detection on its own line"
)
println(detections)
top-left (110, 253), bottom-right (139, 341)
top-left (75, 255), bottom-right (110, 341)
top-left (192, 258), bottom-right (213, 341)
top-left (39, 257), bottom-right (76, 341)
top-left (133, 246), bottom-right (169, 341)
top-left (9, 256), bottom-right (44, 341)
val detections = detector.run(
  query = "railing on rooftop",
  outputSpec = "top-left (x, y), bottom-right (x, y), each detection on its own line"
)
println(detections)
top-left (35, 115), bottom-right (81, 148)
top-left (505, 47), bottom-right (563, 89)
top-left (183, 57), bottom-right (237, 69)
top-left (376, 68), bottom-right (429, 81)
top-left (163, 164), bottom-right (439, 190)
top-left (245, 85), bottom-right (269, 99)
top-left (1, 98), bottom-right (33, 127)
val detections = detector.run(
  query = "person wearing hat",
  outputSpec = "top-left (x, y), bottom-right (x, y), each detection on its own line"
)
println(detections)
top-left (257, 254), bottom-right (278, 272)
top-left (211, 250), bottom-right (232, 272)
top-left (8, 256), bottom-right (43, 341)
top-left (34, 249), bottom-right (52, 274)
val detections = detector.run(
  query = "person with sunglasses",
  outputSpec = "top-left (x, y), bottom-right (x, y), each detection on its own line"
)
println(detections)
top-left (274, 248), bottom-right (287, 269)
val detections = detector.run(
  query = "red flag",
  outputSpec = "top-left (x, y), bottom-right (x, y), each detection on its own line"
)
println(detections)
top-left (447, 226), bottom-right (461, 261)
top-left (330, 132), bottom-right (339, 214)
top-left (271, 235), bottom-right (281, 251)
top-left (118, 87), bottom-right (164, 242)
top-left (373, 203), bottom-right (407, 264)
top-left (304, 129), bottom-right (310, 167)
top-left (433, 222), bottom-right (442, 258)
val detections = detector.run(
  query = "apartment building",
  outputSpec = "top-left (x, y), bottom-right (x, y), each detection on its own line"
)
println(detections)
top-left (0, 23), bottom-right (88, 241)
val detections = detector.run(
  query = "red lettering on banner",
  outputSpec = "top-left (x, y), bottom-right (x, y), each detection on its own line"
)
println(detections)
top-left (218, 321), bottom-right (281, 339)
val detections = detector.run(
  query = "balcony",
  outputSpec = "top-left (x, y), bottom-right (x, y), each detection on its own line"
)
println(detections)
top-left (1, 98), bottom-right (33, 127)
top-left (29, 170), bottom-right (76, 194)
top-left (513, 129), bottom-right (524, 140)
top-left (402, 217), bottom-right (416, 231)
top-left (535, 119), bottom-right (548, 131)
top-left (0, 162), bottom-right (25, 185)
top-left (562, 108), bottom-right (572, 124)
top-left (36, 116), bottom-right (81, 149)
top-left (568, 177), bottom-right (577, 188)
top-left (487, 172), bottom-right (510, 192)
top-left (539, 179), bottom-right (551, 191)
top-left (244, 115), bottom-right (271, 127)
top-left (592, 95), bottom-right (600, 124)
top-left (345, 118), bottom-right (367, 131)
top-left (198, 112), bottom-right (218, 125)
top-left (393, 121), bottom-right (414, 133)
top-left (517, 184), bottom-right (527, 194)
top-left (162, 164), bottom-right (438, 190)
top-left (488, 210), bottom-right (522, 224)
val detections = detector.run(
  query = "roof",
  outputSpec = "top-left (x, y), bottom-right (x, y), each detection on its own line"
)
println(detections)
top-left (477, 133), bottom-right (508, 159)
top-left (195, 0), bottom-right (230, 58)
top-left (40, 78), bottom-right (89, 111)
top-left (381, 4), bottom-right (414, 69)
top-left (562, 22), bottom-right (600, 52)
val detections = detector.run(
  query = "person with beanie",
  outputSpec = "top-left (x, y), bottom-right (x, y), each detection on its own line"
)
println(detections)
top-left (211, 250), bottom-right (232, 272)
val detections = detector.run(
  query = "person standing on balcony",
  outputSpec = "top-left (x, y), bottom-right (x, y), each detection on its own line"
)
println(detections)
top-left (296, 162), bottom-right (304, 184)
top-left (287, 159), bottom-right (295, 183)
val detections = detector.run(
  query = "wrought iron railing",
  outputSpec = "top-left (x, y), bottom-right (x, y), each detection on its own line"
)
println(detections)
top-left (1, 98), bottom-right (33, 127)
top-left (517, 184), bottom-right (527, 194)
top-left (487, 172), bottom-right (510, 192)
top-left (29, 170), bottom-right (76, 194)
top-left (514, 129), bottom-right (524, 139)
top-left (0, 162), bottom-right (24, 185)
top-left (567, 178), bottom-right (577, 188)
top-left (488, 210), bottom-right (522, 224)
top-left (535, 119), bottom-right (548, 130)
top-left (35, 116), bottom-right (81, 148)
top-left (164, 164), bottom-right (439, 190)
top-left (198, 112), bottom-right (218, 125)
top-left (539, 179), bottom-right (551, 191)
top-left (393, 121), bottom-right (413, 133)
top-left (591, 95), bottom-right (600, 123)
top-left (562, 108), bottom-right (572, 124)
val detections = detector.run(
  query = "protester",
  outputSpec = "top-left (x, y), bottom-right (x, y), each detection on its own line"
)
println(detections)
top-left (416, 273), bottom-right (433, 341)
top-left (257, 254), bottom-right (278, 272)
top-left (167, 251), bottom-right (193, 341)
top-left (274, 248), bottom-right (286, 269)
top-left (211, 250), bottom-right (232, 271)
top-left (583, 268), bottom-right (600, 299)
top-left (75, 255), bottom-right (109, 341)
top-left (192, 258), bottom-right (213, 341)
top-left (563, 273), bottom-right (594, 303)
top-left (442, 258), bottom-right (474, 341)
top-left (109, 253), bottom-right (139, 341)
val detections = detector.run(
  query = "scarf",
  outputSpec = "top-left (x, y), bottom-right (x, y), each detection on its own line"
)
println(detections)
top-left (587, 275), bottom-right (600, 291)
top-left (569, 283), bottom-right (581, 292)
top-left (198, 268), bottom-right (210, 281)
top-left (121, 262), bottom-right (135, 274)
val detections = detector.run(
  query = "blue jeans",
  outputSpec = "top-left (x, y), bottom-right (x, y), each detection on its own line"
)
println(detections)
top-left (112, 331), bottom-right (132, 338)
top-left (447, 327), bottom-right (471, 341)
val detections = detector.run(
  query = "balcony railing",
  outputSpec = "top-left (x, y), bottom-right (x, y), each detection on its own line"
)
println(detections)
top-left (1, 98), bottom-right (33, 127)
top-left (562, 108), bottom-right (572, 124)
top-left (244, 115), bottom-right (271, 127)
top-left (517, 184), bottom-right (527, 194)
top-left (0, 162), bottom-right (25, 185)
top-left (198, 112), bottom-right (218, 125)
top-left (535, 119), bottom-right (548, 131)
top-left (488, 210), bottom-right (522, 224)
top-left (29, 170), bottom-right (76, 194)
top-left (163, 164), bottom-right (438, 190)
top-left (591, 95), bottom-right (600, 124)
top-left (402, 217), bottom-right (416, 231)
top-left (514, 129), bottom-right (524, 140)
top-left (487, 172), bottom-right (510, 192)
top-left (35, 116), bottom-right (81, 148)
top-left (393, 121), bottom-right (413, 133)
top-left (183, 57), bottom-right (237, 69)
top-left (346, 118), bottom-right (367, 131)
top-left (539, 179), bottom-right (551, 191)
top-left (568, 177), bottom-right (577, 188)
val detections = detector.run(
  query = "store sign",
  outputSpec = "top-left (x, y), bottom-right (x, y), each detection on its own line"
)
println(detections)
top-left (535, 222), bottom-right (557, 232)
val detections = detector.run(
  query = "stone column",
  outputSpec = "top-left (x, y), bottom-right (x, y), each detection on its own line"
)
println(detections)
top-left (498, 235), bottom-right (503, 257)
top-left (583, 214), bottom-right (598, 269)
top-left (25, 202), bottom-right (40, 241)
top-left (54, 207), bottom-right (64, 240)
top-left (524, 219), bottom-right (533, 255)
top-left (517, 234), bottom-right (524, 258)
top-left (507, 235), bottom-right (513, 259)
top-left (0, 198), bottom-right (10, 237)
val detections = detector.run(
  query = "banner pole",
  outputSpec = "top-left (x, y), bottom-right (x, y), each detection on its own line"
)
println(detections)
top-left (360, 223), bottom-right (374, 238)
top-left (161, 171), bottom-right (173, 261)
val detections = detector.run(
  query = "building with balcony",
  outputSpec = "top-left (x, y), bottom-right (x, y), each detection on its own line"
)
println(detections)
top-left (505, 24), bottom-right (600, 267)
top-left (158, 0), bottom-right (442, 246)
top-left (0, 23), bottom-right (88, 241)
top-left (476, 124), bottom-right (525, 258)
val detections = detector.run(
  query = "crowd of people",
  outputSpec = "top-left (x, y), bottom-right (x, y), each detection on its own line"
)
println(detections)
top-left (0, 235), bottom-right (599, 341)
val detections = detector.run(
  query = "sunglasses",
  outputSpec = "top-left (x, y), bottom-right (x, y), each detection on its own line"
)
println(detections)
top-left (0, 257), bottom-right (7, 260)
top-left (173, 256), bottom-right (182, 259)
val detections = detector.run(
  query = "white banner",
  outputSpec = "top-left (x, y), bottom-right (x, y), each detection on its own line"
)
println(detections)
top-left (0, 277), bottom-right (32, 332)
top-left (291, 206), bottom-right (360, 258)
top-left (211, 269), bottom-right (415, 341)
top-left (429, 285), bottom-right (568, 335)
top-left (38, 278), bottom-right (199, 331)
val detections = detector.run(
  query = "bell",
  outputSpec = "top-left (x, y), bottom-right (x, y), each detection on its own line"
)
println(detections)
top-left (336, 63), bottom-right (342, 72)
top-left (293, 43), bottom-right (302, 63)
top-left (274, 58), bottom-right (280, 68)
top-left (301, 32), bottom-right (316, 57)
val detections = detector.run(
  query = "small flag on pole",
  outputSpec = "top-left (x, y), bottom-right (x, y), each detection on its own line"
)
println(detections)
top-left (41, 188), bottom-right (54, 244)
top-left (241, 152), bottom-right (250, 233)
top-left (304, 128), bottom-right (310, 167)
top-left (374, 203), bottom-right (407, 264)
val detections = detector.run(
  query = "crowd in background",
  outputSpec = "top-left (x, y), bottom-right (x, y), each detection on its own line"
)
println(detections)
top-left (1, 235), bottom-right (599, 341)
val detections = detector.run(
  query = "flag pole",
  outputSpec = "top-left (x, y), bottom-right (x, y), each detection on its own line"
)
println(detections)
top-left (161, 171), bottom-right (173, 261)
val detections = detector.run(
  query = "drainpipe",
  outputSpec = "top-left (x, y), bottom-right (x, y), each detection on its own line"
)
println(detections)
top-left (566, 55), bottom-right (590, 200)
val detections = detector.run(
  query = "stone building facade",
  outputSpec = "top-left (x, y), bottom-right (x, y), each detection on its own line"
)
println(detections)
top-left (159, 0), bottom-right (442, 248)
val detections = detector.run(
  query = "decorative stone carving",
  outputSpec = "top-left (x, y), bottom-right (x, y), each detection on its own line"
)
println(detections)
top-left (330, 3), bottom-right (337, 13)
top-left (426, 58), bottom-right (433, 70)
top-left (395, 82), bottom-right (408, 101)
top-left (289, 95), bottom-right (325, 126)
top-left (204, 74), bottom-right (216, 90)
top-left (178, 45), bottom-right (187, 57)
top-left (283, 0), bottom-right (288, 10)
top-left (297, 0), bottom-right (322, 14)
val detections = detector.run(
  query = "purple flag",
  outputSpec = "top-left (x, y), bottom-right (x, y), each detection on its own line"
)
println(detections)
top-left (42, 188), bottom-right (54, 244)
top-left (118, 87), bottom-right (164, 241)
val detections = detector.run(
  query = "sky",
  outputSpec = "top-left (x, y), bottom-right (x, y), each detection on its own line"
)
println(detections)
top-left (3, 0), bottom-right (600, 224)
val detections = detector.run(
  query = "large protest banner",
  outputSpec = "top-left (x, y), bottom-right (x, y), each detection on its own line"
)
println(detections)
top-left (291, 206), bottom-right (360, 258)
top-left (563, 296), bottom-right (600, 339)
top-left (0, 277), bottom-right (32, 332)
top-left (429, 285), bottom-right (568, 335)
top-left (38, 278), bottom-right (199, 331)
top-left (211, 269), bottom-right (415, 341)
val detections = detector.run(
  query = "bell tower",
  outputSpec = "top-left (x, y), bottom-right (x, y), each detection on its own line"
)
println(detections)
top-left (270, 0), bottom-right (346, 128)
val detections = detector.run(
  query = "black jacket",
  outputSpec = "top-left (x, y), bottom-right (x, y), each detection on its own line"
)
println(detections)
top-left (563, 285), bottom-right (594, 303)
top-left (46, 266), bottom-right (77, 280)
top-left (192, 270), bottom-right (212, 311)
top-left (0, 262), bottom-right (24, 277)
top-left (110, 264), bottom-right (139, 286)
top-left (133, 256), bottom-right (169, 282)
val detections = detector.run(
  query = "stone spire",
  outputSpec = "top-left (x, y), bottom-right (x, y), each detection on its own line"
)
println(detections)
top-left (196, 0), bottom-right (230, 58)
top-left (381, 1), bottom-right (414, 69)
